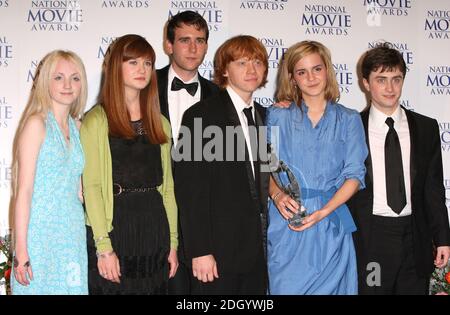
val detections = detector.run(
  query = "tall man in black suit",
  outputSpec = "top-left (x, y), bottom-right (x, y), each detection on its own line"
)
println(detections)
top-left (174, 35), bottom-right (270, 294)
top-left (347, 43), bottom-right (450, 294)
top-left (156, 11), bottom-right (219, 294)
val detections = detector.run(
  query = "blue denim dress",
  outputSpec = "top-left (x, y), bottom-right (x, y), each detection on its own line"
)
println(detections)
top-left (267, 102), bottom-right (368, 295)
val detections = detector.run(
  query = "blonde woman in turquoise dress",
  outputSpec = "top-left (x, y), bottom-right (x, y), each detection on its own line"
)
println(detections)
top-left (11, 50), bottom-right (88, 294)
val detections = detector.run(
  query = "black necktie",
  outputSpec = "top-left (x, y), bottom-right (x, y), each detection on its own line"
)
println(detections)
top-left (384, 117), bottom-right (406, 214)
top-left (243, 107), bottom-right (260, 189)
top-left (171, 77), bottom-right (199, 96)
top-left (243, 107), bottom-right (255, 127)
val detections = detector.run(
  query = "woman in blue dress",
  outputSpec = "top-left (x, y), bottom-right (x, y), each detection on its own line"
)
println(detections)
top-left (11, 50), bottom-right (88, 294)
top-left (267, 41), bottom-right (368, 294)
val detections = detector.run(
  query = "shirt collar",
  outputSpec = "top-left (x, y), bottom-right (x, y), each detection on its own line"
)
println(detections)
top-left (369, 105), bottom-right (403, 129)
top-left (226, 86), bottom-right (253, 112)
top-left (168, 65), bottom-right (199, 85)
top-left (297, 100), bottom-right (332, 124)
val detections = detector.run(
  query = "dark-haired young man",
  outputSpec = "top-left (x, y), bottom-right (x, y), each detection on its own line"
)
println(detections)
top-left (348, 43), bottom-right (450, 295)
top-left (157, 10), bottom-right (219, 295)
top-left (158, 11), bottom-right (219, 146)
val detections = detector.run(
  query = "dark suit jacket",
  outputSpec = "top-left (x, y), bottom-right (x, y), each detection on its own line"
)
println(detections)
top-left (156, 65), bottom-right (219, 265)
top-left (174, 89), bottom-right (269, 274)
top-left (347, 106), bottom-right (450, 277)
top-left (156, 65), bottom-right (220, 124)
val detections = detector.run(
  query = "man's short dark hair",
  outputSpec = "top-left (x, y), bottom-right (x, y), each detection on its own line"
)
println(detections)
top-left (166, 11), bottom-right (209, 44)
top-left (361, 42), bottom-right (407, 80)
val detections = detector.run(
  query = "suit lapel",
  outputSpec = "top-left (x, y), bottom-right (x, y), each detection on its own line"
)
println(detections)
top-left (157, 66), bottom-right (170, 122)
top-left (404, 107), bottom-right (418, 190)
top-left (222, 91), bottom-right (259, 203)
top-left (254, 104), bottom-right (264, 128)
top-left (254, 105), bottom-right (269, 207)
top-left (222, 90), bottom-right (241, 127)
top-left (361, 109), bottom-right (373, 187)
top-left (199, 76), bottom-right (212, 100)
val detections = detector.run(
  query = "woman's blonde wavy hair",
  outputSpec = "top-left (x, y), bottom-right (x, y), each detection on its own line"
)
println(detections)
top-left (276, 40), bottom-right (340, 107)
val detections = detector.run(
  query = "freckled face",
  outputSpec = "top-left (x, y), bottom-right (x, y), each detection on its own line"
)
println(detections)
top-left (224, 57), bottom-right (266, 101)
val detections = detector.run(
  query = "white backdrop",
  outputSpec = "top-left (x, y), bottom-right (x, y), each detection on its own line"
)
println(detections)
top-left (1, 0), bottom-right (449, 273)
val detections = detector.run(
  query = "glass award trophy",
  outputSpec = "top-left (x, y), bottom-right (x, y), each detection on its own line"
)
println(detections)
top-left (269, 147), bottom-right (307, 227)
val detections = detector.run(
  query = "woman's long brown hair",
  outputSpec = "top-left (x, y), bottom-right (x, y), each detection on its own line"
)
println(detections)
top-left (100, 34), bottom-right (166, 144)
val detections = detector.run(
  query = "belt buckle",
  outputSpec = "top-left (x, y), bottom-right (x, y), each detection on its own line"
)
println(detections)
top-left (113, 183), bottom-right (123, 196)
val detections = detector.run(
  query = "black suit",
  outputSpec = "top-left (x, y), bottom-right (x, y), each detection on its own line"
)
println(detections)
top-left (156, 65), bottom-right (220, 295)
top-left (175, 89), bottom-right (269, 294)
top-left (347, 106), bottom-right (450, 294)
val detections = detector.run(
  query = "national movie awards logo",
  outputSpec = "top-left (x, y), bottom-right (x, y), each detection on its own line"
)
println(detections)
top-left (0, 36), bottom-right (12, 68)
top-left (427, 66), bottom-right (450, 96)
top-left (301, 4), bottom-right (351, 36)
top-left (0, 0), bottom-right (9, 8)
top-left (333, 63), bottom-right (352, 94)
top-left (198, 59), bottom-right (214, 81)
top-left (425, 10), bottom-right (450, 40)
top-left (0, 96), bottom-right (12, 129)
top-left (28, 0), bottom-right (83, 31)
top-left (169, 1), bottom-right (223, 32)
top-left (259, 37), bottom-right (287, 69)
top-left (0, 157), bottom-right (11, 190)
top-left (101, 0), bottom-right (150, 8)
top-left (440, 122), bottom-right (450, 153)
top-left (364, 0), bottom-right (410, 27)
top-left (253, 95), bottom-right (275, 107)
top-left (97, 36), bottom-right (118, 59)
top-left (27, 59), bottom-right (39, 83)
top-left (369, 41), bottom-right (413, 71)
top-left (239, 0), bottom-right (287, 11)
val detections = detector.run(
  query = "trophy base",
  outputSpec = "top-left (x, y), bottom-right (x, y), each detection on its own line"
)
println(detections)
top-left (287, 206), bottom-right (308, 228)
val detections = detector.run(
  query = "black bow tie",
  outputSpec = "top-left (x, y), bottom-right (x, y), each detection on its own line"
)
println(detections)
top-left (171, 77), bottom-right (199, 96)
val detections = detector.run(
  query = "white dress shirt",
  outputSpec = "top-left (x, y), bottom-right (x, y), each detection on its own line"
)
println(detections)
top-left (168, 66), bottom-right (201, 146)
top-left (226, 86), bottom-right (256, 177)
top-left (369, 105), bottom-right (412, 217)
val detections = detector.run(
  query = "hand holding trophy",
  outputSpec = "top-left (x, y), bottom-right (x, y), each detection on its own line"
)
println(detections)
top-left (269, 147), bottom-right (308, 228)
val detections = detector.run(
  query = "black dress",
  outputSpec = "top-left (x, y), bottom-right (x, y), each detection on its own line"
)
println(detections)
top-left (87, 120), bottom-right (170, 295)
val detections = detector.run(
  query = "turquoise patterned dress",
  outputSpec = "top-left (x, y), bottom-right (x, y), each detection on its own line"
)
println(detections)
top-left (12, 111), bottom-right (88, 295)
